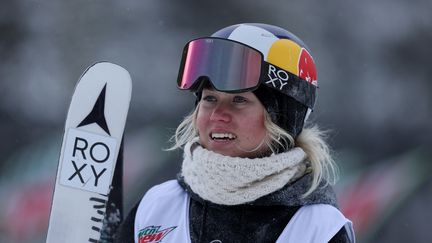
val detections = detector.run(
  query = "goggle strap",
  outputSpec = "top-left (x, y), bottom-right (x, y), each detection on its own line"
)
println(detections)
top-left (261, 62), bottom-right (316, 109)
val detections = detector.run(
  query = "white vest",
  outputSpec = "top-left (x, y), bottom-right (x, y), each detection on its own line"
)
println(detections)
top-left (135, 180), bottom-right (355, 243)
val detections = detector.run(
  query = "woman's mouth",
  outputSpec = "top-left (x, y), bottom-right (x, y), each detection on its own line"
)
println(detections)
top-left (210, 132), bottom-right (237, 141)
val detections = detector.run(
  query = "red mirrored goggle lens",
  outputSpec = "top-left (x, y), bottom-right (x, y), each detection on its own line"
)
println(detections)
top-left (177, 38), bottom-right (262, 92)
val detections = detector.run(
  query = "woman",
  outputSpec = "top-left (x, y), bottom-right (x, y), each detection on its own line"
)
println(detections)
top-left (117, 23), bottom-right (355, 243)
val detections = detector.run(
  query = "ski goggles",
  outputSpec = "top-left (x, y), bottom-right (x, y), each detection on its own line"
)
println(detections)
top-left (177, 37), bottom-right (316, 108)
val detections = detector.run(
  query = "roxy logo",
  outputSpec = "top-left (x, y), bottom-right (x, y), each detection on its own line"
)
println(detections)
top-left (265, 64), bottom-right (289, 91)
top-left (138, 225), bottom-right (176, 243)
top-left (59, 128), bottom-right (117, 195)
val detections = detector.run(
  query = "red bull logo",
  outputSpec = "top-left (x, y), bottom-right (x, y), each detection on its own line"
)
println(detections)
top-left (267, 39), bottom-right (317, 86)
top-left (298, 49), bottom-right (317, 85)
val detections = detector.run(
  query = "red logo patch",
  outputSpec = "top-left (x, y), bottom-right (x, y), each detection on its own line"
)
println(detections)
top-left (138, 225), bottom-right (176, 243)
top-left (298, 48), bottom-right (317, 85)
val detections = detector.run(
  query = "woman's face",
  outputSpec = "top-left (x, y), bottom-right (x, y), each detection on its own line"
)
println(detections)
top-left (196, 88), bottom-right (269, 158)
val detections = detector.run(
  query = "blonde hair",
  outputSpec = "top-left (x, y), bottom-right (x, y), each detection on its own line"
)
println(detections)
top-left (168, 105), bottom-right (338, 197)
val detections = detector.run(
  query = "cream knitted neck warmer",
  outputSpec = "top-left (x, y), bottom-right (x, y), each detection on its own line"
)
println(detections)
top-left (181, 139), bottom-right (307, 205)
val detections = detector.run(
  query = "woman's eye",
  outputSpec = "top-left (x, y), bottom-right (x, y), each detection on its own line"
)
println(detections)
top-left (233, 96), bottom-right (247, 103)
top-left (202, 95), bottom-right (217, 102)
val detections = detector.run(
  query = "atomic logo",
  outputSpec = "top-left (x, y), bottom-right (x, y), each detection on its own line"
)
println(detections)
top-left (138, 225), bottom-right (176, 243)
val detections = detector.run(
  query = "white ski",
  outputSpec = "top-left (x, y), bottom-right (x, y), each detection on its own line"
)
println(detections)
top-left (46, 62), bottom-right (132, 243)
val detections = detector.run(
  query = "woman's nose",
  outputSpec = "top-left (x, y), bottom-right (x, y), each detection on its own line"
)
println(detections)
top-left (210, 104), bottom-right (232, 122)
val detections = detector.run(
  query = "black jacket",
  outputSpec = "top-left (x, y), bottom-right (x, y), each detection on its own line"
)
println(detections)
top-left (116, 173), bottom-right (351, 242)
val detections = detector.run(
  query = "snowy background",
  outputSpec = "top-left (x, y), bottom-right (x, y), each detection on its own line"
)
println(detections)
top-left (0, 0), bottom-right (431, 242)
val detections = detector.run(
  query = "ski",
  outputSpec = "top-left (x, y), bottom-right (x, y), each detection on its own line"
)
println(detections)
top-left (46, 62), bottom-right (132, 243)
